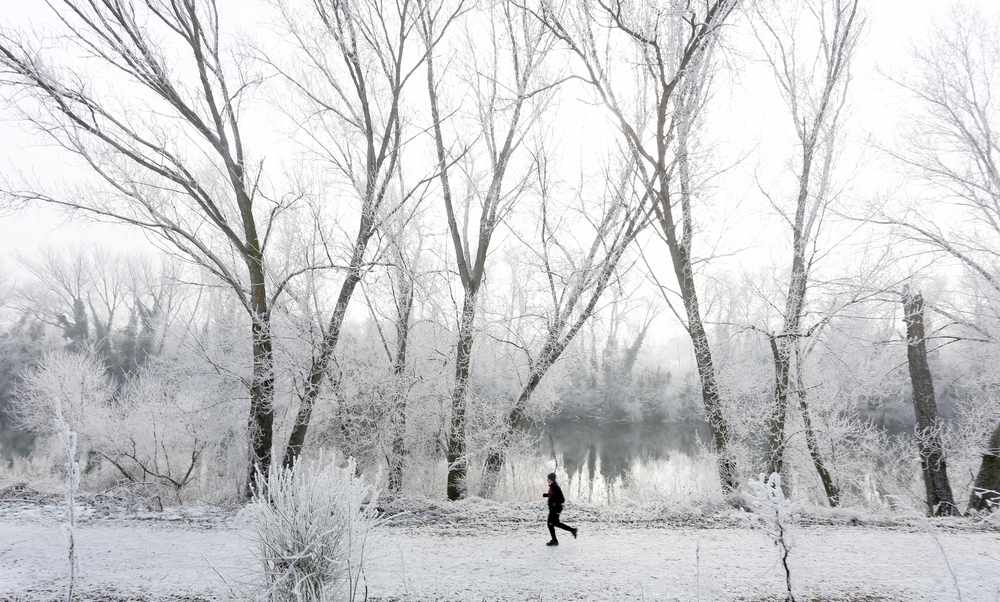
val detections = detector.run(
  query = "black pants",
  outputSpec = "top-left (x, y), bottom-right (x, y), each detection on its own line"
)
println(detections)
top-left (547, 510), bottom-right (574, 541)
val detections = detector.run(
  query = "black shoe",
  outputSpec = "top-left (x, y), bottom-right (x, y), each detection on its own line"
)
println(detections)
top-left (572, 528), bottom-right (578, 539)
top-left (546, 540), bottom-right (559, 546)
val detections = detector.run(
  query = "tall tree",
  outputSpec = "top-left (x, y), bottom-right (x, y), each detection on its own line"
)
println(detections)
top-left (751, 0), bottom-right (862, 505)
top-left (902, 287), bottom-right (960, 516)
top-left (526, 0), bottom-right (742, 492)
top-left (0, 0), bottom-right (289, 495)
top-left (478, 155), bottom-right (648, 498)
top-left (262, 0), bottom-right (434, 468)
top-left (359, 211), bottom-right (425, 492)
top-left (421, 0), bottom-right (555, 499)
top-left (877, 2), bottom-right (1000, 513)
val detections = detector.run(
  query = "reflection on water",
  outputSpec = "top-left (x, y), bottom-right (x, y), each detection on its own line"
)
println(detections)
top-left (522, 420), bottom-right (721, 504)
top-left (3, 407), bottom-right (727, 505)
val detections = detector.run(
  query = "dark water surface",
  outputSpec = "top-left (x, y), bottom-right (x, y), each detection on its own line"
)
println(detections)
top-left (524, 419), bottom-right (716, 503)
top-left (531, 419), bottom-right (711, 483)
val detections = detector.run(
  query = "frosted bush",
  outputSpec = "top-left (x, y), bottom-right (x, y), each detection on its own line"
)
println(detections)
top-left (10, 350), bottom-right (112, 437)
top-left (11, 349), bottom-right (244, 500)
top-left (236, 456), bottom-right (380, 602)
top-left (94, 370), bottom-right (240, 501)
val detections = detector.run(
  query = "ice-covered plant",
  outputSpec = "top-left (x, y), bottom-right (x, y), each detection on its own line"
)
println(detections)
top-left (236, 455), bottom-right (381, 602)
top-left (53, 396), bottom-right (80, 602)
top-left (736, 473), bottom-right (797, 602)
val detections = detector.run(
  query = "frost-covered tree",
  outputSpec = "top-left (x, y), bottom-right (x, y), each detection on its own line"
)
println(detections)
top-left (523, 0), bottom-right (742, 492)
top-left (421, 0), bottom-right (558, 499)
top-left (878, 1), bottom-right (1000, 514)
top-left (0, 0), bottom-right (299, 495)
top-left (750, 0), bottom-right (864, 505)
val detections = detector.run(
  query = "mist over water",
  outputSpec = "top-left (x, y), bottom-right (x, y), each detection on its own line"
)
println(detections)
top-left (1, 399), bottom-right (922, 507)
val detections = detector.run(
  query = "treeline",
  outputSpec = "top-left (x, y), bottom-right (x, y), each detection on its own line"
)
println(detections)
top-left (0, 0), bottom-right (998, 516)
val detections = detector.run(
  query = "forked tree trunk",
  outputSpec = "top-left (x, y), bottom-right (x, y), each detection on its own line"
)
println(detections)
top-left (477, 202), bottom-right (644, 499)
top-left (282, 247), bottom-right (368, 469)
top-left (968, 420), bottom-right (1000, 514)
top-left (902, 288), bottom-right (959, 516)
top-left (422, 3), bottom-right (535, 500)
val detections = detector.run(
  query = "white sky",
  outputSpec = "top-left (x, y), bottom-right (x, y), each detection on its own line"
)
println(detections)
top-left (0, 0), bottom-right (991, 346)
top-left (0, 0), bottom-right (955, 241)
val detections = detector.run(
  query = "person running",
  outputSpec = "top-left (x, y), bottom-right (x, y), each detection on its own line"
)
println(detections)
top-left (542, 472), bottom-right (577, 546)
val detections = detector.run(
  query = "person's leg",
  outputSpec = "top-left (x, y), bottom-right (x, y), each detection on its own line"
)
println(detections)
top-left (546, 511), bottom-right (558, 543)
top-left (552, 514), bottom-right (573, 533)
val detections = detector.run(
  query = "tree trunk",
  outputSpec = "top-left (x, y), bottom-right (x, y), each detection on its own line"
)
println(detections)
top-left (968, 420), bottom-right (1000, 514)
top-left (446, 290), bottom-right (478, 500)
top-left (663, 217), bottom-right (737, 492)
top-left (767, 335), bottom-right (791, 481)
top-left (653, 206), bottom-right (737, 492)
top-left (387, 278), bottom-right (413, 494)
top-left (661, 68), bottom-right (738, 494)
top-left (282, 240), bottom-right (368, 469)
top-left (479, 371), bottom-right (542, 498)
top-left (766, 159), bottom-right (811, 488)
top-left (902, 288), bottom-right (959, 516)
top-left (689, 313), bottom-right (739, 493)
top-left (794, 351), bottom-right (839, 506)
top-left (246, 259), bottom-right (274, 499)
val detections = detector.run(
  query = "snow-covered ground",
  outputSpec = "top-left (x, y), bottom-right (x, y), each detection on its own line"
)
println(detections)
top-left (2, 493), bottom-right (999, 601)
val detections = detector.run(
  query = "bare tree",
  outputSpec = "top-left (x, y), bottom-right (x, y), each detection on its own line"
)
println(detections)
top-left (262, 0), bottom-right (435, 468)
top-left (15, 247), bottom-right (100, 354)
top-left (750, 0), bottom-right (863, 505)
top-left (15, 246), bottom-right (180, 382)
top-left (0, 1), bottom-right (294, 495)
top-left (421, 0), bottom-right (555, 499)
top-left (359, 214), bottom-right (425, 492)
top-left (901, 287), bottom-right (960, 516)
top-left (478, 155), bottom-right (648, 498)
top-left (524, 0), bottom-right (742, 492)
top-left (875, 2), bottom-right (1000, 513)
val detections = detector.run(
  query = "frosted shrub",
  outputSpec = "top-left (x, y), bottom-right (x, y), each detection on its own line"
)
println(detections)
top-left (237, 456), bottom-right (380, 602)
top-left (11, 349), bottom-right (243, 501)
top-left (11, 350), bottom-right (112, 437)
top-left (96, 370), bottom-right (240, 501)
top-left (737, 473), bottom-right (797, 602)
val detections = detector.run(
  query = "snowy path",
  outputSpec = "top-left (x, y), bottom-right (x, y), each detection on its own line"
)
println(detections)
top-left (2, 515), bottom-right (999, 601)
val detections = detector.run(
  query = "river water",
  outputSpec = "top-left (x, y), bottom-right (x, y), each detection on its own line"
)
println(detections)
top-left (2, 408), bottom-right (718, 504)
top-left (515, 419), bottom-right (720, 504)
